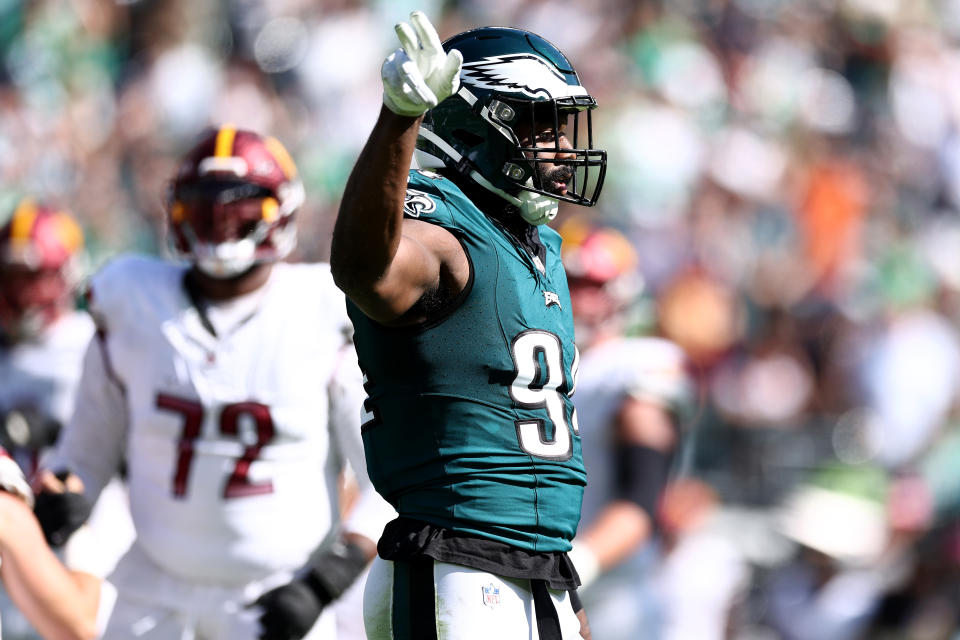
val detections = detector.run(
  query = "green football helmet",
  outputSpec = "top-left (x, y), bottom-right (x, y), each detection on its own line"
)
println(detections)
top-left (416, 27), bottom-right (607, 224)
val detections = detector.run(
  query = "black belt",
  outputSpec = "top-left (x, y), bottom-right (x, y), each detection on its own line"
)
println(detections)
top-left (532, 578), bottom-right (563, 640)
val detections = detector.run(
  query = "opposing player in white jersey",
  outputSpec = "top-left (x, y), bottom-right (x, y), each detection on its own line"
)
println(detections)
top-left (38, 126), bottom-right (393, 640)
top-left (0, 199), bottom-right (91, 472)
top-left (0, 200), bottom-right (133, 640)
top-left (560, 221), bottom-right (693, 640)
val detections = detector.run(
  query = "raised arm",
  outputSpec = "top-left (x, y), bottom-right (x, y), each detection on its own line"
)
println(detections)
top-left (330, 11), bottom-right (465, 324)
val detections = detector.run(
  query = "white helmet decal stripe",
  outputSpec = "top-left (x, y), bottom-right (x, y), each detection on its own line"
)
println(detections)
top-left (460, 54), bottom-right (588, 99)
top-left (198, 156), bottom-right (249, 177)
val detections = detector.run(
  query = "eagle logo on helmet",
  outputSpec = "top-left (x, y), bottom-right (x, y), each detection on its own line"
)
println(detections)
top-left (402, 189), bottom-right (437, 218)
top-left (460, 54), bottom-right (588, 100)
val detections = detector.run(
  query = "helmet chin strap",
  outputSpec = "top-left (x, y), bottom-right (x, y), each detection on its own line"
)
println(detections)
top-left (516, 192), bottom-right (559, 226)
top-left (417, 127), bottom-right (559, 225)
top-left (468, 171), bottom-right (558, 226)
top-left (194, 240), bottom-right (258, 278)
top-left (177, 216), bottom-right (297, 280)
top-left (196, 257), bottom-right (255, 279)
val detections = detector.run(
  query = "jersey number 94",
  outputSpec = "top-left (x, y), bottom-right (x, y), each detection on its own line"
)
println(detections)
top-left (510, 330), bottom-right (579, 461)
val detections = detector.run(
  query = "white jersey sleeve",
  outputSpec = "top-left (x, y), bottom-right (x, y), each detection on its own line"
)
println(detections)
top-left (47, 319), bottom-right (127, 504)
top-left (0, 446), bottom-right (33, 507)
top-left (327, 345), bottom-right (367, 483)
top-left (328, 344), bottom-right (395, 543)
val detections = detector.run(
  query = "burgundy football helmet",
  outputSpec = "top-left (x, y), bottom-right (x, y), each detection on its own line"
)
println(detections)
top-left (167, 126), bottom-right (305, 277)
top-left (0, 199), bottom-right (85, 341)
top-left (559, 217), bottom-right (645, 348)
top-left (560, 217), bottom-right (639, 291)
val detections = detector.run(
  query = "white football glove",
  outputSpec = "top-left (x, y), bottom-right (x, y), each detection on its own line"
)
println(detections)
top-left (0, 452), bottom-right (33, 508)
top-left (568, 540), bottom-right (601, 590)
top-left (381, 11), bottom-right (462, 117)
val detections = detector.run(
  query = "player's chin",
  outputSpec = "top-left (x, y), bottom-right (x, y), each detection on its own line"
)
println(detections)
top-left (541, 171), bottom-right (573, 197)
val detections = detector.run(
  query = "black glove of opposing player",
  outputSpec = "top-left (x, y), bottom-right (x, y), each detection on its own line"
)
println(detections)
top-left (254, 570), bottom-right (330, 640)
top-left (254, 538), bottom-right (370, 640)
top-left (33, 471), bottom-right (92, 547)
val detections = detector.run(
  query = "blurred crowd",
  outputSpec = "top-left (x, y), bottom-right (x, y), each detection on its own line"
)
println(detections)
top-left (5, 0), bottom-right (960, 638)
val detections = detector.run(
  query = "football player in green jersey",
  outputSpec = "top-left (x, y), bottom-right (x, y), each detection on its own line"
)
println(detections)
top-left (331, 11), bottom-right (606, 640)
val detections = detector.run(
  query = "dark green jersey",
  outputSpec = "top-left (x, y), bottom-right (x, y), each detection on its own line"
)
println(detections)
top-left (348, 170), bottom-right (585, 554)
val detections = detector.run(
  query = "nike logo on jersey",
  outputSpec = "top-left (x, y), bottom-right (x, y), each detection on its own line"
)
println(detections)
top-left (403, 189), bottom-right (437, 218)
top-left (544, 291), bottom-right (561, 308)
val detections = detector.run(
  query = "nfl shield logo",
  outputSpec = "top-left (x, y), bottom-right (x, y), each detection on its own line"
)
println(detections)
top-left (482, 583), bottom-right (501, 607)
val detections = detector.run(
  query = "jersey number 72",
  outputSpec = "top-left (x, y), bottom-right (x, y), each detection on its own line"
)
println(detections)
top-left (156, 393), bottom-right (275, 499)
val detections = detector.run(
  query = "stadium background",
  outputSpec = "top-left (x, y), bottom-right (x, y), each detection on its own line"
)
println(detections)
top-left (4, 0), bottom-right (960, 637)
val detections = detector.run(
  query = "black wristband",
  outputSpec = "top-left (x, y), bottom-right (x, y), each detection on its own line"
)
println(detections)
top-left (614, 443), bottom-right (675, 524)
top-left (305, 538), bottom-right (371, 604)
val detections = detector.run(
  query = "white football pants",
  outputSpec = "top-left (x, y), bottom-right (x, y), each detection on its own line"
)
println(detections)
top-left (100, 541), bottom-right (336, 640)
top-left (362, 557), bottom-right (582, 640)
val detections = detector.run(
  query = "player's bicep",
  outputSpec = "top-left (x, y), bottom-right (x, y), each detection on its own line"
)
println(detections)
top-left (352, 219), bottom-right (467, 324)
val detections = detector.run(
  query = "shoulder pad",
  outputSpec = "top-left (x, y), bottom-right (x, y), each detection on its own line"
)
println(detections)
top-left (86, 255), bottom-right (182, 332)
top-left (0, 451), bottom-right (32, 508)
top-left (270, 263), bottom-right (352, 340)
